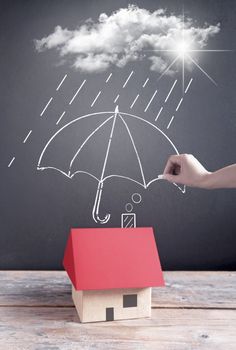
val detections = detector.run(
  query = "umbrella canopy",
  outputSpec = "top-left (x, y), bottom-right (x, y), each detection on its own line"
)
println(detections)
top-left (38, 106), bottom-right (184, 224)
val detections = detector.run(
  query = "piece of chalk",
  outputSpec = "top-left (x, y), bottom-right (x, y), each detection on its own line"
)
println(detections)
top-left (158, 174), bottom-right (164, 179)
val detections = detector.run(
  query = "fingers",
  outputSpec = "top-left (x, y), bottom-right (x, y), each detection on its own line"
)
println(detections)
top-left (163, 154), bottom-right (182, 175)
top-left (162, 173), bottom-right (176, 182)
top-left (163, 173), bottom-right (182, 183)
top-left (163, 154), bottom-right (189, 184)
top-left (163, 159), bottom-right (173, 175)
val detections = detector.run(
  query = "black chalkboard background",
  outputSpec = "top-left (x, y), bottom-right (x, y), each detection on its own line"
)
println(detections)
top-left (1, 0), bottom-right (236, 270)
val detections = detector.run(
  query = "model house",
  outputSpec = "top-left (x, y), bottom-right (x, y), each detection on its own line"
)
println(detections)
top-left (63, 227), bottom-right (164, 323)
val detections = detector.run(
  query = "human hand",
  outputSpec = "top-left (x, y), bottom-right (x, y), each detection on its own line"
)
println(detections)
top-left (163, 154), bottom-right (212, 188)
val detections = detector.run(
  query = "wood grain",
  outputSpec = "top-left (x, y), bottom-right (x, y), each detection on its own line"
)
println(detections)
top-left (0, 271), bottom-right (235, 308)
top-left (0, 307), bottom-right (235, 350)
top-left (0, 271), bottom-right (235, 349)
top-left (152, 271), bottom-right (236, 309)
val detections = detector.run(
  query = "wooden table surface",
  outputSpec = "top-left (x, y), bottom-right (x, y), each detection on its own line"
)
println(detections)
top-left (0, 271), bottom-right (235, 350)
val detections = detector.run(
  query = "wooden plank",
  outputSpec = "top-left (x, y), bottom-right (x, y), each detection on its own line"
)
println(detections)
top-left (152, 271), bottom-right (236, 309)
top-left (0, 271), bottom-right (72, 307)
top-left (0, 307), bottom-right (235, 350)
top-left (0, 271), bottom-right (235, 309)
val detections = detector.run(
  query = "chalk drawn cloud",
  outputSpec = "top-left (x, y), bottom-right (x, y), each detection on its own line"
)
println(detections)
top-left (35, 5), bottom-right (220, 73)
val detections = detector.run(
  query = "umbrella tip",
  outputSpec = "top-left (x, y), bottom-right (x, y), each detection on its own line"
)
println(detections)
top-left (115, 105), bottom-right (119, 113)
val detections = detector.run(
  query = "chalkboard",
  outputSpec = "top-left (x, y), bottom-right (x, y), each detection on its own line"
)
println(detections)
top-left (1, 0), bottom-right (236, 270)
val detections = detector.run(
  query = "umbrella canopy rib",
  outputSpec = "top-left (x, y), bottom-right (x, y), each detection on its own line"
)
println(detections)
top-left (99, 112), bottom-right (117, 181)
top-left (119, 113), bottom-right (147, 188)
top-left (68, 115), bottom-right (114, 175)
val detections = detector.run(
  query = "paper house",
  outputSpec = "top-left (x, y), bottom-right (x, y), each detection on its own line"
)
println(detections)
top-left (63, 227), bottom-right (164, 323)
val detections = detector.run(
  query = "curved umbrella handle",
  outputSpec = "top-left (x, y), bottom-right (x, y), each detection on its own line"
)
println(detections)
top-left (92, 181), bottom-right (110, 224)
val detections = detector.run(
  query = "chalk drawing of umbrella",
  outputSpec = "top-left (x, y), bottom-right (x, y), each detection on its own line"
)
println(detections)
top-left (37, 106), bottom-right (185, 224)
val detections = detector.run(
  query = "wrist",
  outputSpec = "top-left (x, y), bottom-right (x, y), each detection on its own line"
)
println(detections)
top-left (198, 171), bottom-right (214, 189)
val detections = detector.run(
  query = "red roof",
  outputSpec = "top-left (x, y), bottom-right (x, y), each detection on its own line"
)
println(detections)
top-left (63, 227), bottom-right (164, 290)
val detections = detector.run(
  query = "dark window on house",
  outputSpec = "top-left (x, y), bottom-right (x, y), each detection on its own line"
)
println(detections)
top-left (106, 307), bottom-right (114, 321)
top-left (123, 294), bottom-right (137, 308)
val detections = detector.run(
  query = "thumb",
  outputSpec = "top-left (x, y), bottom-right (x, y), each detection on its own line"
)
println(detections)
top-left (162, 174), bottom-right (178, 183)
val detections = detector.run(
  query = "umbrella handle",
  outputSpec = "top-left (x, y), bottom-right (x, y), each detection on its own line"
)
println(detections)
top-left (92, 181), bottom-right (111, 224)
